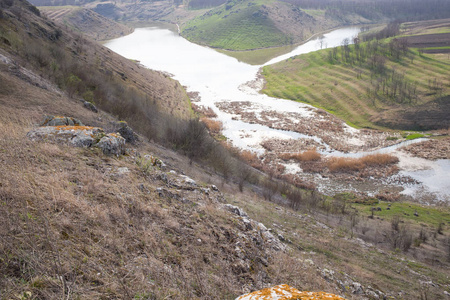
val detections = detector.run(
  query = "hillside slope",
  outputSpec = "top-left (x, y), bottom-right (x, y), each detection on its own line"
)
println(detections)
top-left (262, 20), bottom-right (450, 130)
top-left (1, 1), bottom-right (450, 299)
top-left (180, 0), bottom-right (368, 50)
top-left (39, 6), bottom-right (133, 41)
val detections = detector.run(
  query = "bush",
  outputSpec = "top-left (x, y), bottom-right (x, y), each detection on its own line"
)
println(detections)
top-left (200, 117), bottom-right (223, 134)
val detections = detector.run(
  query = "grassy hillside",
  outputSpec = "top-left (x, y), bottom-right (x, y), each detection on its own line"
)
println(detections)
top-left (182, 0), bottom-right (292, 50)
top-left (262, 21), bottom-right (450, 130)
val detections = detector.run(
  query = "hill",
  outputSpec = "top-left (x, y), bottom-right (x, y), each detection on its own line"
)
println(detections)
top-left (38, 6), bottom-right (133, 41)
top-left (1, 1), bottom-right (450, 299)
top-left (180, 0), bottom-right (368, 50)
top-left (27, 0), bottom-right (450, 51)
top-left (262, 20), bottom-right (450, 130)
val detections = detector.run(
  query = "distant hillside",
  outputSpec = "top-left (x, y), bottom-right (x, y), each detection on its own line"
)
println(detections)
top-left (39, 6), bottom-right (133, 41)
top-left (26, 0), bottom-right (450, 51)
top-left (180, 0), bottom-right (369, 50)
top-left (262, 20), bottom-right (450, 130)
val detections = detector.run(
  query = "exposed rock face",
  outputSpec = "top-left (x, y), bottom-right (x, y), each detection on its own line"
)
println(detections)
top-left (223, 204), bottom-right (286, 252)
top-left (28, 117), bottom-right (127, 156)
top-left (235, 284), bottom-right (345, 300)
top-left (112, 121), bottom-right (138, 144)
top-left (96, 133), bottom-right (126, 156)
top-left (27, 125), bottom-right (104, 148)
top-left (83, 101), bottom-right (98, 113)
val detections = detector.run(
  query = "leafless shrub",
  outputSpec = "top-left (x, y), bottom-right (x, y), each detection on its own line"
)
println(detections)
top-left (192, 104), bottom-right (217, 118)
top-left (386, 216), bottom-right (413, 252)
top-left (262, 179), bottom-right (279, 201)
top-left (200, 117), bottom-right (223, 134)
top-left (239, 150), bottom-right (262, 169)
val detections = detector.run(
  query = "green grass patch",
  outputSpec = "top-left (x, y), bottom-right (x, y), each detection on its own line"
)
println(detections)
top-left (404, 133), bottom-right (425, 140)
top-left (422, 46), bottom-right (450, 50)
top-left (181, 0), bottom-right (292, 50)
top-left (353, 201), bottom-right (450, 227)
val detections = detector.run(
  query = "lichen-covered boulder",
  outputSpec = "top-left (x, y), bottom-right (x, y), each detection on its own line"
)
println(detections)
top-left (112, 121), bottom-right (138, 144)
top-left (40, 115), bottom-right (84, 127)
top-left (96, 133), bottom-right (125, 156)
top-left (29, 116), bottom-right (129, 156)
top-left (235, 284), bottom-right (346, 300)
top-left (27, 125), bottom-right (104, 148)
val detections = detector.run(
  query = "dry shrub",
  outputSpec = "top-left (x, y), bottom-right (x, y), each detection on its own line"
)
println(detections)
top-left (192, 104), bottom-right (217, 118)
top-left (327, 153), bottom-right (398, 172)
top-left (375, 191), bottom-right (400, 202)
top-left (200, 117), bottom-right (223, 134)
top-left (280, 149), bottom-right (321, 162)
top-left (280, 174), bottom-right (316, 190)
top-left (239, 150), bottom-right (261, 168)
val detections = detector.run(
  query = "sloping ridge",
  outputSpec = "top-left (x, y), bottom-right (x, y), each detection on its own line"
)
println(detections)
top-left (40, 6), bottom-right (133, 41)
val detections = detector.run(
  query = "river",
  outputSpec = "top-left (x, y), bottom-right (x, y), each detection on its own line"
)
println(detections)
top-left (104, 27), bottom-right (449, 203)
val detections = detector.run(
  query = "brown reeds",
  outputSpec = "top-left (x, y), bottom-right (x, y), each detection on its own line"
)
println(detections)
top-left (280, 149), bottom-right (321, 162)
top-left (327, 153), bottom-right (399, 172)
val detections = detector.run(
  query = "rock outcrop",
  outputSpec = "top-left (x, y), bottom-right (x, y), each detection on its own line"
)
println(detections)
top-left (235, 284), bottom-right (345, 300)
top-left (223, 204), bottom-right (286, 252)
top-left (27, 125), bottom-right (103, 148)
top-left (83, 101), bottom-right (98, 113)
top-left (96, 133), bottom-right (125, 156)
top-left (111, 121), bottom-right (138, 144)
top-left (40, 115), bottom-right (84, 127)
top-left (28, 116), bottom-right (126, 156)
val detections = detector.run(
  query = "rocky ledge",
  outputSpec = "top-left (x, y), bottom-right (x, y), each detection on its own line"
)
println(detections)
top-left (27, 116), bottom-right (126, 156)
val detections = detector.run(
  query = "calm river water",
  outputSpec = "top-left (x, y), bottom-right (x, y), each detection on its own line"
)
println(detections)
top-left (104, 27), bottom-right (449, 202)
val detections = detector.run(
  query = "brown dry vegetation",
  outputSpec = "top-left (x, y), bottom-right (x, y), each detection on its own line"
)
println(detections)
top-left (200, 117), bottom-right (223, 134)
top-left (327, 154), bottom-right (399, 173)
top-left (192, 103), bottom-right (218, 118)
top-left (280, 149), bottom-right (321, 162)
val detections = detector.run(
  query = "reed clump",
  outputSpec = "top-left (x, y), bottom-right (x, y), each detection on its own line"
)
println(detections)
top-left (280, 149), bottom-right (321, 162)
top-left (327, 153), bottom-right (399, 172)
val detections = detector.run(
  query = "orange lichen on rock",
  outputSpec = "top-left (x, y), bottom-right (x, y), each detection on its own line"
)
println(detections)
top-left (235, 284), bottom-right (346, 300)
top-left (54, 125), bottom-right (97, 131)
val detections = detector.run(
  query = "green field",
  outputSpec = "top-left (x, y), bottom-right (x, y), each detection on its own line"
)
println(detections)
top-left (262, 36), bottom-right (450, 129)
top-left (181, 0), bottom-right (292, 50)
top-left (353, 201), bottom-right (450, 227)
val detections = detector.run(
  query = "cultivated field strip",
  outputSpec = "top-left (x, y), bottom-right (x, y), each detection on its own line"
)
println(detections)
top-left (263, 42), bottom-right (450, 129)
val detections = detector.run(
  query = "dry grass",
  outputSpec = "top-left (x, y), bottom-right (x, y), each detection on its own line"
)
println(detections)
top-left (327, 153), bottom-right (399, 172)
top-left (192, 103), bottom-right (218, 118)
top-left (280, 149), bottom-right (321, 162)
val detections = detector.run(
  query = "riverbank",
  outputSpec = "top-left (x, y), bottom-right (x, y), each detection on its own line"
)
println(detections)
top-left (104, 26), bottom-right (449, 204)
